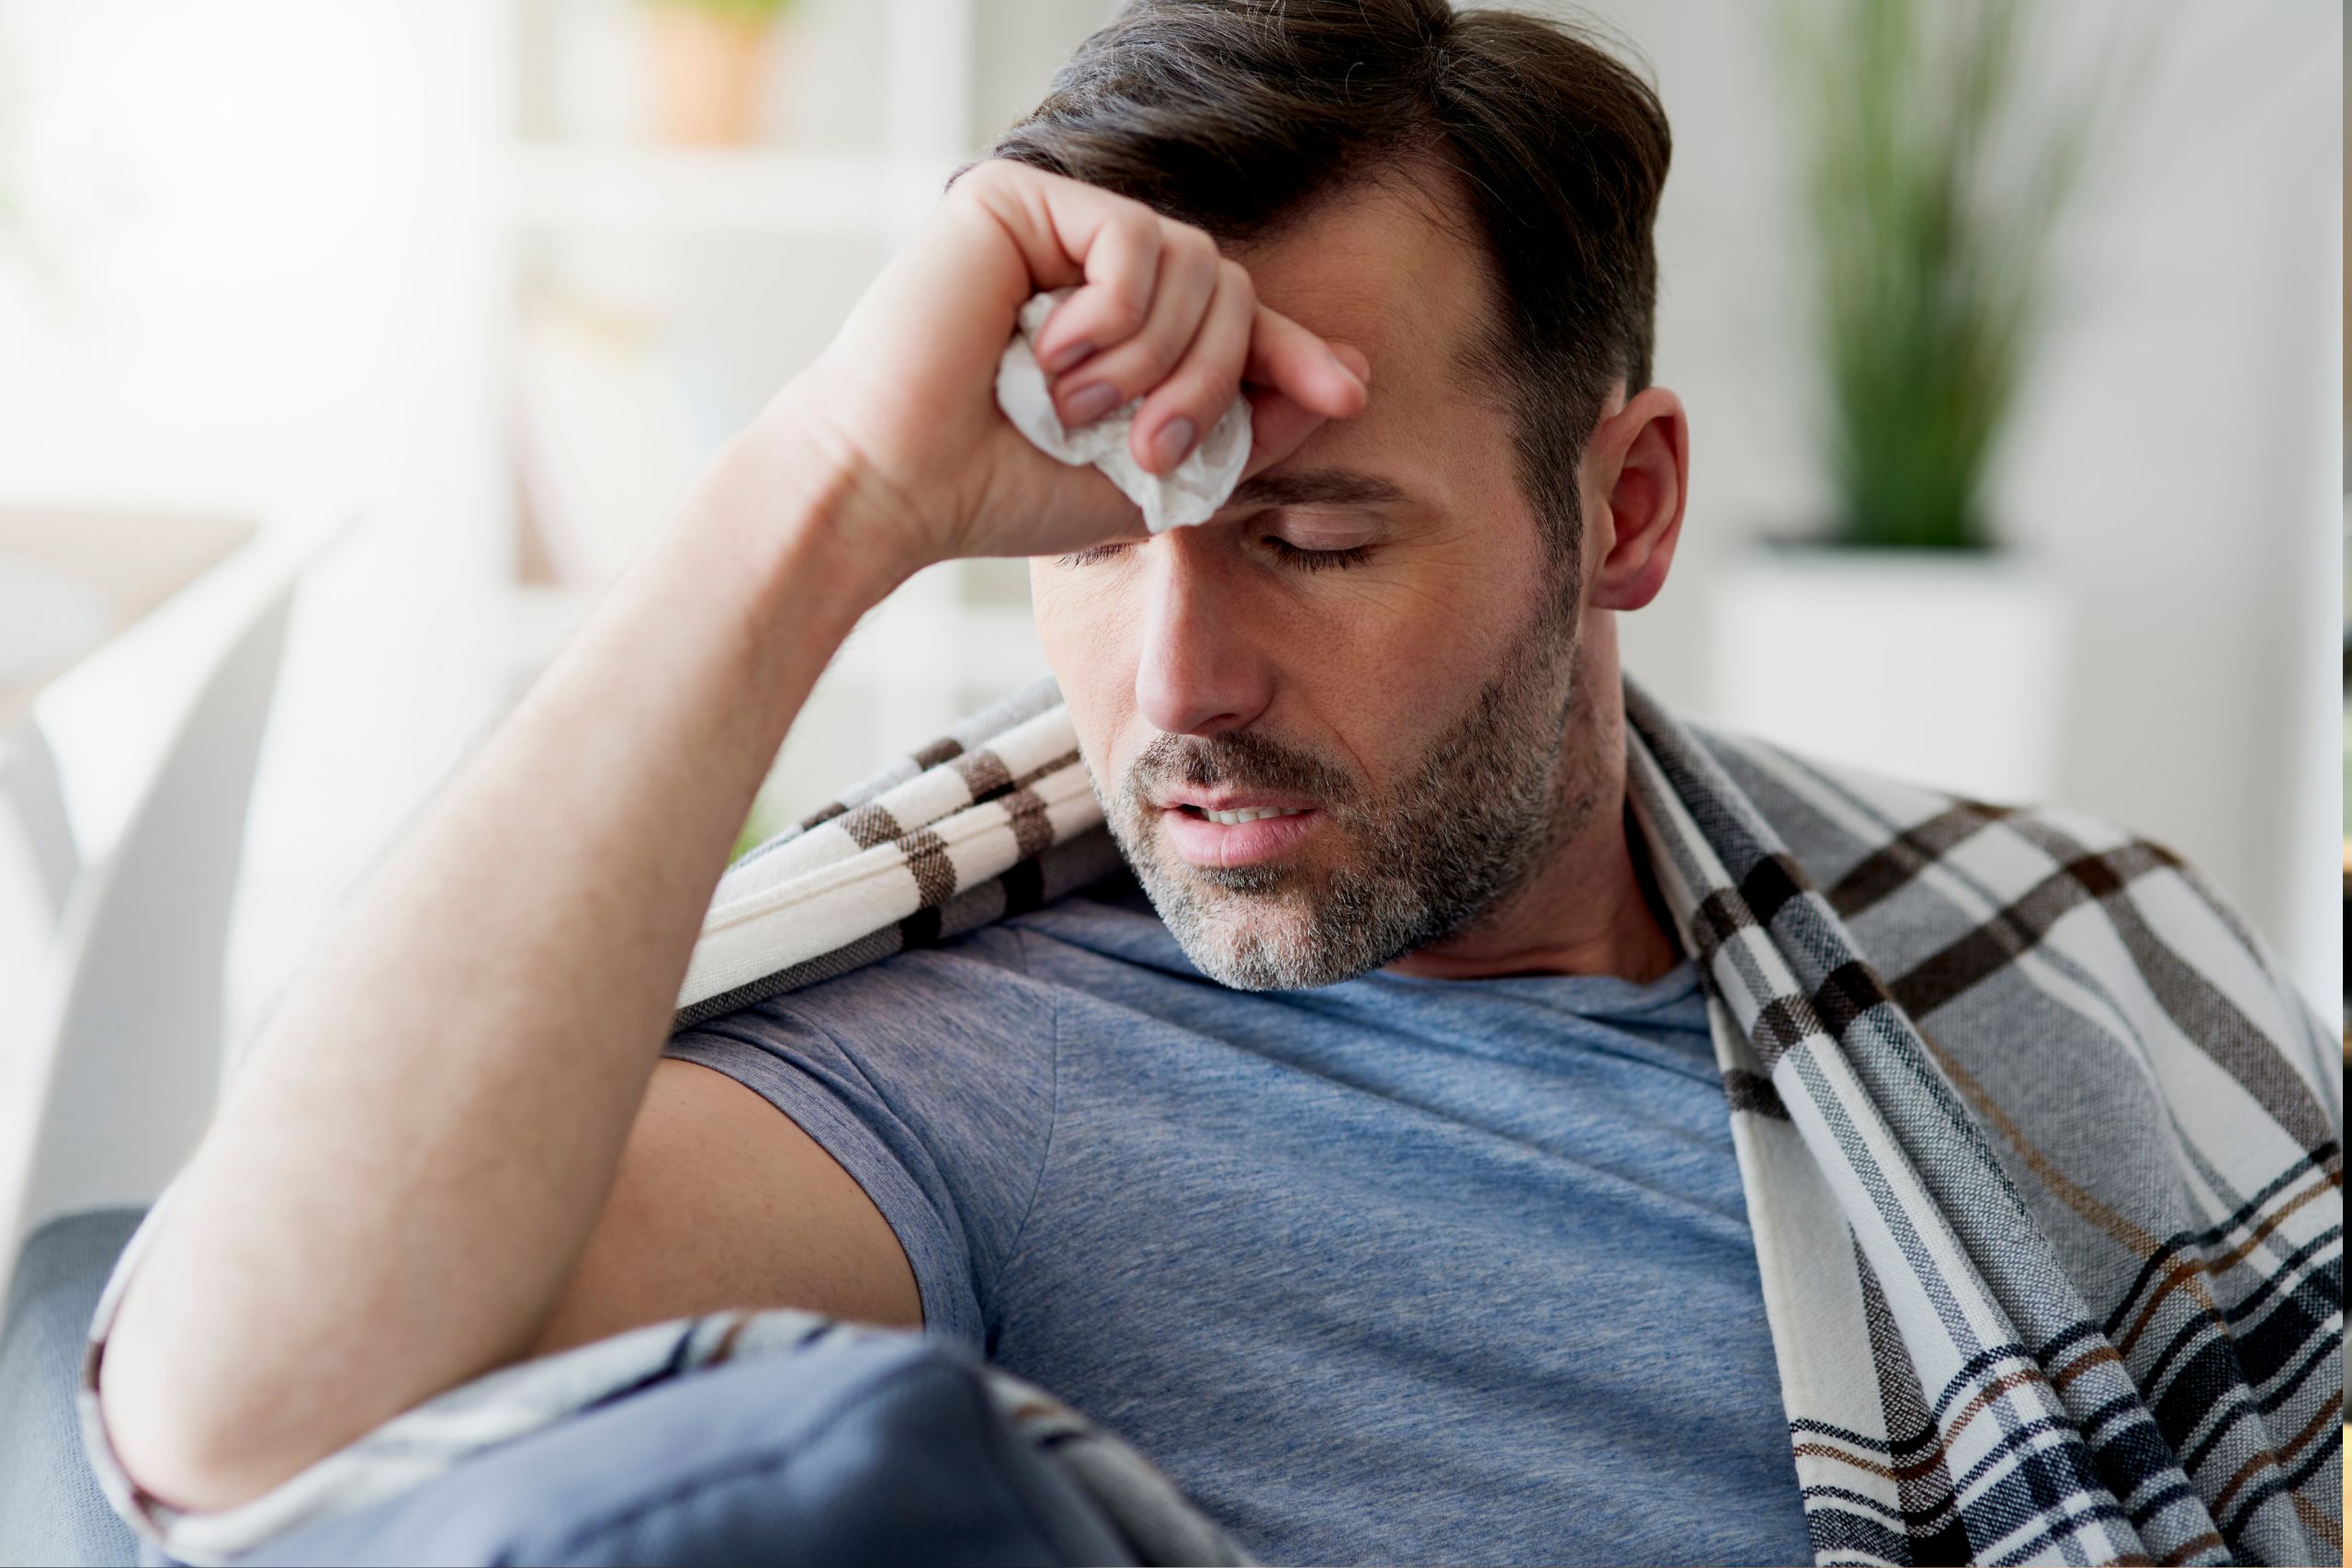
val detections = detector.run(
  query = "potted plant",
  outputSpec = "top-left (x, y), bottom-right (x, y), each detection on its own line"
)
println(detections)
top-left (638, 0), bottom-right (798, 147)
top-left (1711, 0), bottom-right (2124, 803)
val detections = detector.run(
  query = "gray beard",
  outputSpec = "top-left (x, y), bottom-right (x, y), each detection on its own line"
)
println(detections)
top-left (1093, 604), bottom-right (1595, 991)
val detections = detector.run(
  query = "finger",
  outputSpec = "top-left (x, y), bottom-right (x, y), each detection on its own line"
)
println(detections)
top-left (955, 162), bottom-right (1170, 368)
top-left (1030, 204), bottom-right (1162, 374)
top-left (1244, 304), bottom-right (1371, 420)
top-left (1239, 385), bottom-right (1330, 478)
top-left (1127, 257), bottom-right (1255, 473)
top-left (1050, 223), bottom-right (1221, 430)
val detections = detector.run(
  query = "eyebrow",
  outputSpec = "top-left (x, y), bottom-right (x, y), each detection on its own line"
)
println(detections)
top-left (1224, 468), bottom-right (1411, 512)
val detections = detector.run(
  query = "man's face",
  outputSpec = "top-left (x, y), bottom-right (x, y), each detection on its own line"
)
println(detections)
top-left (1029, 177), bottom-right (1606, 990)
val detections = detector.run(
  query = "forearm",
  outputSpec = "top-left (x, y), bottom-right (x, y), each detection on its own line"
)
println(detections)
top-left (97, 409), bottom-right (914, 1510)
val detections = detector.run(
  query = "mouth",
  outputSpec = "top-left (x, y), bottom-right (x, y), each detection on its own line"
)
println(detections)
top-left (1157, 801), bottom-right (1323, 868)
top-left (1176, 803), bottom-right (1313, 826)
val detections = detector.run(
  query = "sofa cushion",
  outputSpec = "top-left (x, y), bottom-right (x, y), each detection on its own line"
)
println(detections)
top-left (0, 1206), bottom-right (147, 1568)
top-left (234, 1332), bottom-right (1142, 1567)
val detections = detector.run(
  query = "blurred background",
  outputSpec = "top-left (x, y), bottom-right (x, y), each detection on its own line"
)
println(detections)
top-left (0, 0), bottom-right (2337, 1141)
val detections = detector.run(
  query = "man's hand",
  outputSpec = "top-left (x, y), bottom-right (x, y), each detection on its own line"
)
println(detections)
top-left (766, 159), bottom-right (1372, 575)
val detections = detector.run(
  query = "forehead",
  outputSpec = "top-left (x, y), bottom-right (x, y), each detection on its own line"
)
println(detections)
top-left (1228, 172), bottom-right (1502, 419)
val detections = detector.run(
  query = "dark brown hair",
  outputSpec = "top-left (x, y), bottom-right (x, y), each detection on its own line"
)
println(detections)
top-left (989, 0), bottom-right (1672, 572)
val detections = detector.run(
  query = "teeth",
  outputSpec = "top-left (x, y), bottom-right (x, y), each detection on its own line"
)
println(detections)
top-left (1199, 806), bottom-right (1307, 825)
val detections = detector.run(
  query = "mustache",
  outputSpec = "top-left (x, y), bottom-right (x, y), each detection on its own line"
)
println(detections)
top-left (1125, 728), bottom-right (1358, 811)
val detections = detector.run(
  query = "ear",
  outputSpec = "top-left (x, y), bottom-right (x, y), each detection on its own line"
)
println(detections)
top-left (1584, 385), bottom-right (1689, 613)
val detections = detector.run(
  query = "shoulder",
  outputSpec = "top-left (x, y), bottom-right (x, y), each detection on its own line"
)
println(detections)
top-left (701, 869), bottom-right (1169, 1048)
top-left (735, 919), bottom-right (1055, 1051)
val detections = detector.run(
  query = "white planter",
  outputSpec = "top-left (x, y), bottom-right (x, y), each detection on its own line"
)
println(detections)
top-left (1708, 547), bottom-right (2072, 805)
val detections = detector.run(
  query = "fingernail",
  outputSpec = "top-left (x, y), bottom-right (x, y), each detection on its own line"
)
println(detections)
top-left (1043, 338), bottom-right (1094, 375)
top-left (1330, 345), bottom-right (1371, 387)
top-left (1062, 381), bottom-right (1120, 425)
top-left (1150, 416), bottom-right (1196, 471)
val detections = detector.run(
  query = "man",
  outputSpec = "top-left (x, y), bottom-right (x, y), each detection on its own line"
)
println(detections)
top-left (88, 3), bottom-right (2340, 1565)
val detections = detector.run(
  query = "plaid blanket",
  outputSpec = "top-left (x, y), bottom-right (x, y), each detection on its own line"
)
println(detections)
top-left (80, 676), bottom-right (2341, 1566)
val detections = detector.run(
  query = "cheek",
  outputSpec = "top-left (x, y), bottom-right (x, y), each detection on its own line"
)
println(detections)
top-left (1312, 565), bottom-right (1513, 699)
top-left (1031, 574), bottom-right (1126, 682)
top-left (1029, 573), bottom-right (1136, 759)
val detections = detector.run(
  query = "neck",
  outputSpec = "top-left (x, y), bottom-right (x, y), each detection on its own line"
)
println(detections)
top-left (1379, 638), bottom-right (1682, 986)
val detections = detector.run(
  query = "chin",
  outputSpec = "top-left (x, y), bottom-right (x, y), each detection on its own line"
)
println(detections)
top-left (1134, 846), bottom-right (1402, 992)
top-left (1178, 918), bottom-right (1370, 993)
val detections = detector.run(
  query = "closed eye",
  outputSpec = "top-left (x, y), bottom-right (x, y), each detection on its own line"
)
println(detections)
top-left (1051, 536), bottom-right (1374, 571)
top-left (1261, 536), bottom-right (1374, 571)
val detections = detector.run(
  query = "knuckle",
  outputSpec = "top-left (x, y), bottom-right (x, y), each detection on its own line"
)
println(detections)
top-left (1175, 225), bottom-right (1221, 269)
top-left (1114, 348), bottom-right (1181, 398)
top-left (1142, 330), bottom-right (1193, 378)
top-left (1217, 256), bottom-right (1254, 295)
top-left (1108, 206), bottom-right (1158, 254)
top-left (1193, 370), bottom-right (1242, 414)
top-left (1158, 365), bottom-right (1237, 417)
top-left (1152, 218), bottom-right (1203, 258)
top-left (962, 157), bottom-right (1023, 196)
top-left (1096, 288), bottom-right (1150, 335)
top-left (941, 174), bottom-right (988, 217)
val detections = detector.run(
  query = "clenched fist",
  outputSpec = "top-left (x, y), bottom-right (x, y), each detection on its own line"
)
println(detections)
top-left (741, 159), bottom-right (1373, 580)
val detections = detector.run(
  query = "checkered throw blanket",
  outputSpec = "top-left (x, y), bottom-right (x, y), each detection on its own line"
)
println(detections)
top-left (82, 677), bottom-right (2341, 1566)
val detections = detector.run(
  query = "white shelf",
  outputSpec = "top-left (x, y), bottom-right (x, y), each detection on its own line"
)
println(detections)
top-left (495, 0), bottom-right (1069, 797)
top-left (503, 144), bottom-right (968, 237)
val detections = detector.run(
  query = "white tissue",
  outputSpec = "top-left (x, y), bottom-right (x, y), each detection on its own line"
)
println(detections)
top-left (993, 288), bottom-right (1253, 533)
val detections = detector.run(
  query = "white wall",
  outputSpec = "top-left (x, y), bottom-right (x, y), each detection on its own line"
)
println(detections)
top-left (0, 0), bottom-right (509, 1053)
top-left (1587, 0), bottom-right (2340, 1007)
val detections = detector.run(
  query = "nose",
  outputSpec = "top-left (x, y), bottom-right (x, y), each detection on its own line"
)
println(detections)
top-left (1132, 539), bottom-right (1273, 738)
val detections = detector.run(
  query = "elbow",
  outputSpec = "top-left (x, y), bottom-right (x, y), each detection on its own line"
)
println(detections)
top-left (99, 1383), bottom-right (237, 1517)
top-left (96, 1322), bottom-right (318, 1517)
top-left (97, 1309), bottom-right (533, 1518)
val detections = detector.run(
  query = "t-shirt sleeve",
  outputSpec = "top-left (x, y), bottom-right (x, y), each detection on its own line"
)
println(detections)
top-left (658, 920), bottom-right (1057, 1353)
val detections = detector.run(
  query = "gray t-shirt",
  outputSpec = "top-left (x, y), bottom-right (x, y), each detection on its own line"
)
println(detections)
top-left (663, 871), bottom-right (1813, 1567)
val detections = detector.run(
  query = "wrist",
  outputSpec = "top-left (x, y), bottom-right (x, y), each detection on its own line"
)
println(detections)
top-left (685, 389), bottom-right (931, 633)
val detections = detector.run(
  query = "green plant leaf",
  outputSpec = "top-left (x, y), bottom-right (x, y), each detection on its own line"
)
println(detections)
top-left (1777, 0), bottom-right (2150, 550)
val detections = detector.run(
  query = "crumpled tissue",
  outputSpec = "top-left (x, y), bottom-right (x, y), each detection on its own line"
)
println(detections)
top-left (994, 288), bottom-right (1253, 533)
